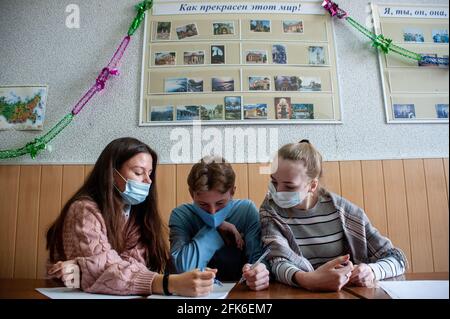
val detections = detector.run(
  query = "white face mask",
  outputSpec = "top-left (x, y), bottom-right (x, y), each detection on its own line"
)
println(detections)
top-left (268, 182), bottom-right (309, 209)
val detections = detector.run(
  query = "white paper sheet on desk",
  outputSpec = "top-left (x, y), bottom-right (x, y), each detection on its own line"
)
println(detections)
top-left (378, 280), bottom-right (449, 299)
top-left (148, 283), bottom-right (235, 299)
top-left (36, 288), bottom-right (141, 299)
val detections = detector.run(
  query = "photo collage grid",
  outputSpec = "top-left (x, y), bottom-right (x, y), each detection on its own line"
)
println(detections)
top-left (150, 97), bottom-right (316, 122)
top-left (147, 18), bottom-right (334, 123)
top-left (401, 27), bottom-right (449, 68)
top-left (376, 7), bottom-right (449, 122)
top-left (392, 25), bottom-right (449, 120)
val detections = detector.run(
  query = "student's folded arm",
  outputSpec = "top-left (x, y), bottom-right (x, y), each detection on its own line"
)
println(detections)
top-left (120, 249), bottom-right (145, 264)
top-left (260, 205), bottom-right (314, 286)
top-left (169, 211), bottom-right (225, 273)
top-left (362, 210), bottom-right (408, 280)
top-left (120, 241), bottom-right (147, 265)
top-left (70, 206), bottom-right (156, 296)
top-left (269, 257), bottom-right (303, 287)
top-left (262, 237), bottom-right (314, 287)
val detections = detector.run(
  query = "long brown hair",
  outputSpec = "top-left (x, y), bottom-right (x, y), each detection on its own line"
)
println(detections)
top-left (46, 137), bottom-right (169, 273)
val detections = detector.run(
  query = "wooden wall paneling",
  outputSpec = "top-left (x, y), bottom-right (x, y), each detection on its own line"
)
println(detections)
top-left (84, 165), bottom-right (94, 181)
top-left (176, 164), bottom-right (193, 206)
top-left (321, 161), bottom-right (341, 195)
top-left (248, 163), bottom-right (271, 207)
top-left (0, 166), bottom-right (20, 278)
top-left (61, 165), bottom-right (85, 209)
top-left (382, 160), bottom-right (413, 272)
top-left (424, 159), bottom-right (449, 272)
top-left (339, 161), bottom-right (364, 209)
top-left (14, 166), bottom-right (41, 278)
top-left (36, 166), bottom-right (63, 278)
top-left (156, 165), bottom-right (176, 227)
top-left (403, 160), bottom-right (434, 272)
top-left (232, 164), bottom-right (249, 200)
top-left (444, 158), bottom-right (449, 199)
top-left (361, 161), bottom-right (388, 236)
top-left (0, 159), bottom-right (448, 276)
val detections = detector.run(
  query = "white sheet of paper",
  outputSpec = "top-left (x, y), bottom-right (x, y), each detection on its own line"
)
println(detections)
top-left (378, 280), bottom-right (449, 299)
top-left (148, 282), bottom-right (236, 299)
top-left (36, 288), bottom-right (142, 299)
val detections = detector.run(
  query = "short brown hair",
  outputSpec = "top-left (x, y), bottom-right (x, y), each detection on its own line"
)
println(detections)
top-left (188, 156), bottom-right (236, 193)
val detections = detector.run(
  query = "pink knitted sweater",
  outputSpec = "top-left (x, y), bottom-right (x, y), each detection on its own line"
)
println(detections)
top-left (55, 199), bottom-right (157, 295)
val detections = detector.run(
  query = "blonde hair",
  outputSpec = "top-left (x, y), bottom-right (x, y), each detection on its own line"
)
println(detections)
top-left (278, 140), bottom-right (323, 181)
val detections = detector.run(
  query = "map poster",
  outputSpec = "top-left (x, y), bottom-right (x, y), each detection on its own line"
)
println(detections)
top-left (0, 85), bottom-right (48, 130)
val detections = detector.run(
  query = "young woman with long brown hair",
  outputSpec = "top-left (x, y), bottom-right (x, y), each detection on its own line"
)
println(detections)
top-left (46, 137), bottom-right (216, 297)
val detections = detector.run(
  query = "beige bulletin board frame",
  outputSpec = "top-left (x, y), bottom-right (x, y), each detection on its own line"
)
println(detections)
top-left (371, 3), bottom-right (449, 124)
top-left (139, 0), bottom-right (343, 126)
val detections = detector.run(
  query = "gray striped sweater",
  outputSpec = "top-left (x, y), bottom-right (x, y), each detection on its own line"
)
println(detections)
top-left (260, 190), bottom-right (408, 287)
top-left (281, 198), bottom-right (346, 269)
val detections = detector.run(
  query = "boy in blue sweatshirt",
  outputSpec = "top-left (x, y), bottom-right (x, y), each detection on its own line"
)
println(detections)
top-left (169, 156), bottom-right (270, 291)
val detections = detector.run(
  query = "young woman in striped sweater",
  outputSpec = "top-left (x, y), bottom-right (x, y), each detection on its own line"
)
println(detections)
top-left (260, 140), bottom-right (407, 292)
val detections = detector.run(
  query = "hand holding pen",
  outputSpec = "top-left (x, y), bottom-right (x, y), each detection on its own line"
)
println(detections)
top-left (239, 248), bottom-right (271, 291)
top-left (200, 267), bottom-right (223, 287)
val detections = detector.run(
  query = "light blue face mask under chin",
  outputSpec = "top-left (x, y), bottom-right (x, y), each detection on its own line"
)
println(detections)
top-left (192, 200), bottom-right (235, 228)
top-left (114, 169), bottom-right (151, 206)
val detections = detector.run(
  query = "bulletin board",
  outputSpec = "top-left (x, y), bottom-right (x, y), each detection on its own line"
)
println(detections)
top-left (139, 1), bottom-right (343, 126)
top-left (371, 3), bottom-right (449, 124)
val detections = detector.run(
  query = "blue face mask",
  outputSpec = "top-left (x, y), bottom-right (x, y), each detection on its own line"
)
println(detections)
top-left (192, 200), bottom-right (235, 228)
top-left (114, 169), bottom-right (151, 205)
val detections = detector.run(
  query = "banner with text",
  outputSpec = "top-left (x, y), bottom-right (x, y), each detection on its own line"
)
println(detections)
top-left (379, 6), bottom-right (448, 19)
top-left (152, 2), bottom-right (323, 15)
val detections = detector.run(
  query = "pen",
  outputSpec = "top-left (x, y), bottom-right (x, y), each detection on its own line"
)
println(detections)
top-left (238, 248), bottom-right (271, 284)
top-left (200, 267), bottom-right (223, 286)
